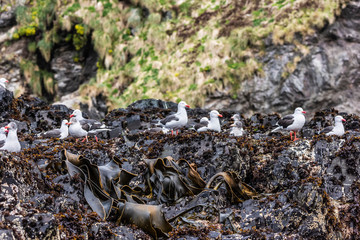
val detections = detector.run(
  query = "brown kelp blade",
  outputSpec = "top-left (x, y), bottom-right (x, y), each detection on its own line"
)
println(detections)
top-left (117, 201), bottom-right (173, 239)
top-left (206, 171), bottom-right (257, 203)
top-left (84, 182), bottom-right (113, 220)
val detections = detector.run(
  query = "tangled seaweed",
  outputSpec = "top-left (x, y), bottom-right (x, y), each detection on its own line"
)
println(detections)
top-left (61, 149), bottom-right (258, 238)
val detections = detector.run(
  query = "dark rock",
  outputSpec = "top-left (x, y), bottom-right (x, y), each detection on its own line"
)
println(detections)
top-left (126, 115), bottom-right (141, 130)
top-left (206, 1), bottom-right (360, 116)
top-left (0, 87), bottom-right (13, 119)
top-left (0, 9), bottom-right (16, 28)
top-left (109, 126), bottom-right (122, 138)
top-left (128, 98), bottom-right (178, 111)
top-left (51, 46), bottom-right (83, 95)
top-left (0, 96), bottom-right (359, 239)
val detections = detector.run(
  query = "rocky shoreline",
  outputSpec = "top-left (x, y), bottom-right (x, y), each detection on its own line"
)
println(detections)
top-left (0, 91), bottom-right (360, 239)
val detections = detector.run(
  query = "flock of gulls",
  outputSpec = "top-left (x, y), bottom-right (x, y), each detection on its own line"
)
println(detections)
top-left (0, 81), bottom-right (347, 153)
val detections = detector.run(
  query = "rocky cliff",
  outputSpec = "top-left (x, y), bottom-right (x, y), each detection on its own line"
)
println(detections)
top-left (0, 93), bottom-right (359, 239)
top-left (1, 0), bottom-right (360, 116)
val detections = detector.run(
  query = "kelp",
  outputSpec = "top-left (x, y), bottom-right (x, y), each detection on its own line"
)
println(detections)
top-left (143, 156), bottom-right (206, 203)
top-left (117, 201), bottom-right (173, 239)
top-left (61, 149), bottom-right (137, 213)
top-left (61, 149), bottom-right (175, 238)
top-left (62, 150), bottom-right (257, 238)
top-left (206, 171), bottom-right (258, 203)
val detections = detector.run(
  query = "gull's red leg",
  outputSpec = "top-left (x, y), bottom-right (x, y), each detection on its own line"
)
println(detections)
top-left (293, 131), bottom-right (300, 141)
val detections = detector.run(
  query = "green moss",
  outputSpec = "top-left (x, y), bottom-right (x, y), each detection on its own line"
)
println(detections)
top-left (16, 0), bottom-right (349, 109)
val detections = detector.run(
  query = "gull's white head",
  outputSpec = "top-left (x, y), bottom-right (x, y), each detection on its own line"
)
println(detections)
top-left (210, 110), bottom-right (223, 119)
top-left (0, 78), bottom-right (8, 88)
top-left (70, 109), bottom-right (82, 119)
top-left (294, 107), bottom-right (306, 114)
top-left (334, 115), bottom-right (346, 123)
top-left (178, 101), bottom-right (190, 109)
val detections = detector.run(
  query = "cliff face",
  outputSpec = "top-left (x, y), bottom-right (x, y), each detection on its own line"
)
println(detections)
top-left (0, 0), bottom-right (359, 116)
top-left (211, 0), bottom-right (360, 115)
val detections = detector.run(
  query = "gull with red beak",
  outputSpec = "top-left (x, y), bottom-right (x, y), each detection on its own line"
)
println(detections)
top-left (0, 78), bottom-right (9, 89)
top-left (320, 115), bottom-right (346, 136)
top-left (0, 122), bottom-right (21, 152)
top-left (157, 101), bottom-right (190, 135)
top-left (69, 109), bottom-right (105, 131)
top-left (197, 110), bottom-right (223, 133)
top-left (271, 107), bottom-right (306, 141)
top-left (38, 120), bottom-right (69, 139)
top-left (68, 117), bottom-right (110, 142)
top-left (68, 117), bottom-right (89, 142)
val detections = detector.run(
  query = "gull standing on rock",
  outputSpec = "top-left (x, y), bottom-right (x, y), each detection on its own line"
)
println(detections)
top-left (197, 110), bottom-right (223, 133)
top-left (68, 117), bottom-right (89, 142)
top-left (0, 78), bottom-right (9, 89)
top-left (70, 109), bottom-right (105, 131)
top-left (38, 120), bottom-right (69, 139)
top-left (0, 122), bottom-right (21, 152)
top-left (68, 117), bottom-right (110, 142)
top-left (271, 107), bottom-right (306, 141)
top-left (157, 101), bottom-right (190, 135)
top-left (230, 114), bottom-right (244, 137)
top-left (320, 115), bottom-right (346, 136)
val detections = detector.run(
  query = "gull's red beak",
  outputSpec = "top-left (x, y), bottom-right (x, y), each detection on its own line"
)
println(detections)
top-left (5, 80), bottom-right (8, 83)
top-left (69, 114), bottom-right (74, 118)
top-left (302, 111), bottom-right (306, 114)
top-left (66, 122), bottom-right (72, 125)
top-left (218, 114), bottom-right (223, 117)
top-left (342, 119), bottom-right (346, 122)
top-left (4, 126), bottom-right (9, 129)
top-left (185, 105), bottom-right (190, 108)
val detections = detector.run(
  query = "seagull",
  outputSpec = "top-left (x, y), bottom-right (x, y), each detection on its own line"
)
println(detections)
top-left (271, 107), bottom-right (306, 141)
top-left (230, 114), bottom-right (244, 137)
top-left (320, 115), bottom-right (346, 136)
top-left (197, 110), bottom-right (223, 133)
top-left (70, 109), bottom-right (105, 131)
top-left (0, 122), bottom-right (21, 152)
top-left (38, 120), bottom-right (69, 139)
top-left (68, 117), bottom-right (110, 142)
top-left (68, 117), bottom-right (89, 142)
top-left (194, 117), bottom-right (209, 131)
top-left (157, 101), bottom-right (190, 135)
top-left (0, 78), bottom-right (9, 88)
top-left (0, 127), bottom-right (7, 148)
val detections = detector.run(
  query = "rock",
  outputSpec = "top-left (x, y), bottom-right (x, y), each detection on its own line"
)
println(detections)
top-left (0, 87), bottom-right (13, 119)
top-left (205, 1), bottom-right (360, 116)
top-left (128, 98), bottom-right (178, 111)
top-left (51, 46), bottom-right (83, 95)
top-left (0, 96), bottom-right (360, 239)
top-left (0, 9), bottom-right (16, 29)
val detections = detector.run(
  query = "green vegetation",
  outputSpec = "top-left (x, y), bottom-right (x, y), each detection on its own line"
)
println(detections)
top-left (13, 0), bottom-right (349, 109)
